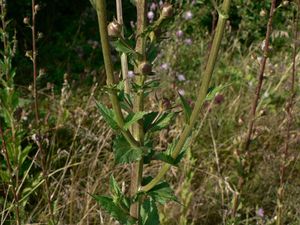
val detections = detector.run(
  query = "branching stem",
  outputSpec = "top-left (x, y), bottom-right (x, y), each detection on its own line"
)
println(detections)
top-left (141, 0), bottom-right (231, 193)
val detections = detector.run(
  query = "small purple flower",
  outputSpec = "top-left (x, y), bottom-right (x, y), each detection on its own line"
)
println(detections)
top-left (256, 208), bottom-right (264, 218)
top-left (183, 10), bottom-right (193, 20)
top-left (177, 74), bottom-right (186, 81)
top-left (128, 70), bottom-right (135, 78)
top-left (178, 89), bottom-right (185, 96)
top-left (176, 30), bottom-right (184, 38)
top-left (184, 38), bottom-right (193, 45)
top-left (159, 0), bottom-right (163, 6)
top-left (147, 11), bottom-right (155, 21)
top-left (150, 2), bottom-right (157, 11)
top-left (160, 63), bottom-right (169, 70)
top-left (214, 94), bottom-right (224, 104)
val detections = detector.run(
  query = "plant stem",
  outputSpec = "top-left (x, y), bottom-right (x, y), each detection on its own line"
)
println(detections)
top-left (95, 0), bottom-right (139, 148)
top-left (130, 0), bottom-right (147, 222)
top-left (116, 0), bottom-right (130, 94)
top-left (141, 0), bottom-right (231, 193)
top-left (231, 0), bottom-right (277, 217)
top-left (32, 0), bottom-right (39, 124)
top-left (0, 123), bottom-right (21, 225)
top-left (276, 3), bottom-right (299, 224)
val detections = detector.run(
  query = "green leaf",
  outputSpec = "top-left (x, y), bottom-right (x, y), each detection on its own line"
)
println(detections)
top-left (93, 195), bottom-right (136, 225)
top-left (124, 111), bottom-right (148, 130)
top-left (147, 181), bottom-right (178, 204)
top-left (110, 175), bottom-right (122, 197)
top-left (178, 93), bottom-right (192, 124)
top-left (113, 135), bottom-right (143, 164)
top-left (112, 39), bottom-right (138, 57)
top-left (148, 112), bottom-right (176, 133)
top-left (152, 152), bottom-right (177, 166)
top-left (141, 198), bottom-right (160, 225)
top-left (19, 145), bottom-right (32, 166)
top-left (95, 101), bottom-right (119, 130)
top-left (206, 83), bottom-right (231, 101)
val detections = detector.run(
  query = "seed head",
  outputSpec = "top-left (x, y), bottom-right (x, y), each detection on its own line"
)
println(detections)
top-left (161, 3), bottom-right (173, 19)
top-left (107, 21), bottom-right (122, 38)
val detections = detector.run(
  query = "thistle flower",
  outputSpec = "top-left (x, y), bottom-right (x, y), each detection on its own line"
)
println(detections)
top-left (177, 74), bottom-right (186, 81)
top-left (147, 11), bottom-right (155, 21)
top-left (176, 30), bottom-right (184, 38)
top-left (183, 10), bottom-right (193, 20)
top-left (184, 38), bottom-right (193, 45)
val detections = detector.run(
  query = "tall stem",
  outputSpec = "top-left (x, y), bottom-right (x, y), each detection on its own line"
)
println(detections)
top-left (116, 0), bottom-right (130, 94)
top-left (0, 124), bottom-right (20, 225)
top-left (231, 0), bottom-right (277, 217)
top-left (130, 0), bottom-right (147, 221)
top-left (95, 0), bottom-right (139, 148)
top-left (276, 2), bottom-right (299, 224)
top-left (141, 0), bottom-right (231, 193)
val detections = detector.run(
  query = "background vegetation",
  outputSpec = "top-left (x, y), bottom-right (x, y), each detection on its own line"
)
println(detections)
top-left (0, 0), bottom-right (299, 224)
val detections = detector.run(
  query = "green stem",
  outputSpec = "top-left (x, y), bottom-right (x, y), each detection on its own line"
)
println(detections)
top-left (141, 0), bottom-right (231, 193)
top-left (130, 0), bottom-right (147, 222)
top-left (95, 0), bottom-right (139, 148)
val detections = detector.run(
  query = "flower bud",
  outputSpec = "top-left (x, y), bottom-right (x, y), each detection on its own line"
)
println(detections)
top-left (260, 9), bottom-right (266, 17)
top-left (34, 4), bottom-right (40, 12)
top-left (23, 17), bottom-right (30, 24)
top-left (161, 3), bottom-right (173, 18)
top-left (138, 61), bottom-right (152, 75)
top-left (107, 21), bottom-right (122, 38)
top-left (283, 1), bottom-right (289, 6)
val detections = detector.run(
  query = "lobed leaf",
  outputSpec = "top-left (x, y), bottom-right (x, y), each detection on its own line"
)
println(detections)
top-left (95, 101), bottom-right (119, 130)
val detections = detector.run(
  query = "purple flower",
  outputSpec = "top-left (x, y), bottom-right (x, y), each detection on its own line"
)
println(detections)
top-left (147, 11), bottom-right (155, 21)
top-left (256, 208), bottom-right (264, 218)
top-left (150, 2), bottom-right (157, 11)
top-left (128, 70), bottom-right (135, 78)
top-left (183, 10), bottom-right (193, 20)
top-left (177, 74), bottom-right (186, 81)
top-left (176, 30), bottom-right (184, 38)
top-left (178, 89), bottom-right (185, 96)
top-left (214, 94), bottom-right (224, 104)
top-left (160, 63), bottom-right (169, 70)
top-left (184, 38), bottom-right (193, 45)
top-left (159, 0), bottom-right (163, 6)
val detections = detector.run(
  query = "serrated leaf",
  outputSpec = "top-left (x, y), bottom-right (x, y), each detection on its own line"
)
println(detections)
top-left (152, 152), bottom-right (177, 166)
top-left (124, 111), bottom-right (148, 130)
top-left (93, 195), bottom-right (136, 225)
top-left (178, 93), bottom-right (192, 124)
top-left (110, 175), bottom-right (122, 197)
top-left (148, 112), bottom-right (176, 133)
top-left (112, 39), bottom-right (138, 57)
top-left (147, 181), bottom-right (178, 204)
top-left (113, 135), bottom-right (143, 164)
top-left (143, 112), bottom-right (159, 132)
top-left (141, 198), bottom-right (160, 225)
top-left (95, 101), bottom-right (119, 130)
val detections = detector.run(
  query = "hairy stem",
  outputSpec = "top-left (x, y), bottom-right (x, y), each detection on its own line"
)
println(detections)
top-left (130, 0), bottom-right (147, 222)
top-left (141, 0), bottom-right (231, 193)
top-left (231, 0), bottom-right (277, 217)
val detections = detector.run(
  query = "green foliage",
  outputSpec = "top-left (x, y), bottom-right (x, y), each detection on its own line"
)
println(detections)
top-left (113, 135), bottom-right (143, 164)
